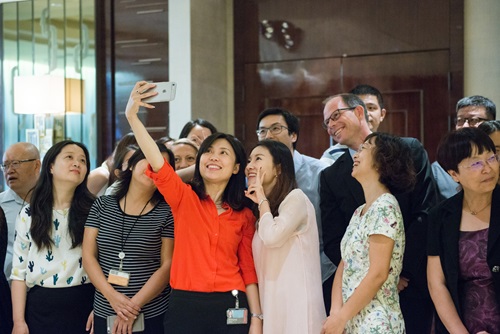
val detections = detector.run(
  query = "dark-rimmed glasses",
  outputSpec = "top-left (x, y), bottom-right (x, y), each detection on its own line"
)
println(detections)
top-left (1, 159), bottom-right (37, 171)
top-left (455, 117), bottom-right (488, 127)
top-left (256, 124), bottom-right (288, 138)
top-left (322, 107), bottom-right (356, 129)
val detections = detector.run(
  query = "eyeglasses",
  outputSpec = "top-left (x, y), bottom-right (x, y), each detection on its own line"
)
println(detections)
top-left (458, 154), bottom-right (499, 171)
top-left (322, 107), bottom-right (356, 129)
top-left (455, 117), bottom-right (488, 127)
top-left (256, 124), bottom-right (288, 138)
top-left (1, 159), bottom-right (37, 171)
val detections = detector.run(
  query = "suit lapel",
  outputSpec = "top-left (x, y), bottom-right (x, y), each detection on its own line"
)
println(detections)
top-left (337, 153), bottom-right (365, 205)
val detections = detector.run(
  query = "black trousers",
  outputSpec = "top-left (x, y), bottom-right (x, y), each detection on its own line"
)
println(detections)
top-left (25, 284), bottom-right (94, 334)
top-left (164, 289), bottom-right (250, 334)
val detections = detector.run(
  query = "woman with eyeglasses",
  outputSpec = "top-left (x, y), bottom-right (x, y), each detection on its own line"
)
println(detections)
top-left (322, 133), bottom-right (416, 334)
top-left (10, 140), bottom-right (95, 334)
top-left (427, 128), bottom-right (500, 334)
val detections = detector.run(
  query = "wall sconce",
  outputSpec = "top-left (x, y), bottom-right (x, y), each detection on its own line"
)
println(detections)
top-left (13, 75), bottom-right (84, 152)
top-left (260, 20), bottom-right (302, 51)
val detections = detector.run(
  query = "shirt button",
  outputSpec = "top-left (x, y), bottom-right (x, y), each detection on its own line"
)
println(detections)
top-left (492, 266), bottom-right (500, 273)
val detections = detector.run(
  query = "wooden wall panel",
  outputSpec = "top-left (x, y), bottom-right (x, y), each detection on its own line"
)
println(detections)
top-left (234, 0), bottom-right (463, 162)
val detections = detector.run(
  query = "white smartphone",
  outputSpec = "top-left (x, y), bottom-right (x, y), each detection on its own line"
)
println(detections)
top-left (143, 81), bottom-right (176, 103)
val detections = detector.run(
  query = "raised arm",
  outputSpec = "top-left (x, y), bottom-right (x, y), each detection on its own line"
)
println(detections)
top-left (125, 81), bottom-right (165, 172)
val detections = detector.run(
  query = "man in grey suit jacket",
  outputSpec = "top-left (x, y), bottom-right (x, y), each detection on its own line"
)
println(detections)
top-left (320, 93), bottom-right (437, 334)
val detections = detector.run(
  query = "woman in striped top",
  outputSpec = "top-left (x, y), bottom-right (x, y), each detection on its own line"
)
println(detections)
top-left (82, 145), bottom-right (175, 334)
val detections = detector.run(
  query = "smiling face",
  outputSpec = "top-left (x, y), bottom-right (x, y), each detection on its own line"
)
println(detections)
top-left (358, 94), bottom-right (386, 131)
top-left (172, 143), bottom-right (197, 170)
top-left (245, 145), bottom-right (279, 193)
top-left (257, 114), bottom-right (296, 153)
top-left (323, 96), bottom-right (368, 150)
top-left (199, 138), bottom-right (239, 184)
top-left (351, 138), bottom-right (379, 183)
top-left (448, 147), bottom-right (499, 194)
top-left (50, 144), bottom-right (87, 187)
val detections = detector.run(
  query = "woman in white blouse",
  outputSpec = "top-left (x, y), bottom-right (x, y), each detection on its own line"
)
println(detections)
top-left (11, 140), bottom-right (95, 334)
top-left (245, 139), bottom-right (326, 333)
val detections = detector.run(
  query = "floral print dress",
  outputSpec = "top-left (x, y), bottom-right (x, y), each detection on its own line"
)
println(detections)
top-left (340, 193), bottom-right (406, 334)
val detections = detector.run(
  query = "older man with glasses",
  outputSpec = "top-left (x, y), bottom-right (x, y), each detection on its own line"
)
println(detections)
top-left (432, 95), bottom-right (497, 201)
top-left (0, 142), bottom-right (41, 280)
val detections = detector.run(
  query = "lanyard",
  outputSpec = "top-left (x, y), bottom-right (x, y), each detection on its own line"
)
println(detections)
top-left (118, 195), bottom-right (152, 270)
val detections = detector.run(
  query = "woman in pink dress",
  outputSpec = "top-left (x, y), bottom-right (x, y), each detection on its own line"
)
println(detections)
top-left (245, 140), bottom-right (326, 333)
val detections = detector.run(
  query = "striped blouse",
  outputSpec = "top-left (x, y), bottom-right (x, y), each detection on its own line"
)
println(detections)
top-left (85, 195), bottom-right (174, 319)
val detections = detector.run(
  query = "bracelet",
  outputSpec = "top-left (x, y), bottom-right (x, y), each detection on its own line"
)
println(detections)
top-left (258, 198), bottom-right (269, 210)
top-left (251, 313), bottom-right (264, 320)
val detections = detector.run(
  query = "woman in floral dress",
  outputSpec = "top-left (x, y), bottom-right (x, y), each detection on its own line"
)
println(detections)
top-left (322, 132), bottom-right (416, 334)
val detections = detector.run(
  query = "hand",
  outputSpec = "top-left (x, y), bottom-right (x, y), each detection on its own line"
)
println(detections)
top-left (321, 312), bottom-right (347, 334)
top-left (248, 317), bottom-right (263, 334)
top-left (111, 316), bottom-right (135, 334)
top-left (86, 310), bottom-right (94, 334)
top-left (12, 321), bottom-right (29, 334)
top-left (125, 81), bottom-right (157, 119)
top-left (397, 276), bottom-right (409, 292)
top-left (244, 167), bottom-right (267, 204)
top-left (108, 290), bottom-right (141, 321)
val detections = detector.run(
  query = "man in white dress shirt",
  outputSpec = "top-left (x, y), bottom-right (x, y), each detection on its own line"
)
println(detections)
top-left (0, 142), bottom-right (40, 279)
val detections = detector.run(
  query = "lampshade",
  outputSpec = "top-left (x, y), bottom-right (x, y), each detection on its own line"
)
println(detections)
top-left (14, 75), bottom-right (84, 114)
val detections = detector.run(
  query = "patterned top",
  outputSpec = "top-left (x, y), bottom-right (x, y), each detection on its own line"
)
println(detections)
top-left (85, 195), bottom-right (174, 319)
top-left (341, 193), bottom-right (405, 334)
top-left (11, 205), bottom-right (90, 288)
top-left (459, 228), bottom-right (500, 334)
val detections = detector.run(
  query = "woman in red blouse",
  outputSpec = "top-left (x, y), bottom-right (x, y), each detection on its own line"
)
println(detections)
top-left (125, 81), bottom-right (262, 334)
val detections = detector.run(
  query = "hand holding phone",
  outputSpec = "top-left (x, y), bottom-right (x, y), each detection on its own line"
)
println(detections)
top-left (143, 82), bottom-right (176, 103)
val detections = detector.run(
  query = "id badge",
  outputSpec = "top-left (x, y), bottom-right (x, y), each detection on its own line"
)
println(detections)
top-left (226, 308), bottom-right (248, 325)
top-left (107, 269), bottom-right (130, 287)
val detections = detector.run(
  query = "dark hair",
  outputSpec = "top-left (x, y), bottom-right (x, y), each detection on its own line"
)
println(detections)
top-left (30, 140), bottom-right (95, 250)
top-left (251, 140), bottom-right (297, 216)
top-left (114, 143), bottom-right (173, 204)
top-left (106, 133), bottom-right (138, 186)
top-left (437, 127), bottom-right (496, 173)
top-left (179, 119), bottom-right (218, 139)
top-left (156, 136), bottom-right (175, 146)
top-left (349, 84), bottom-right (384, 109)
top-left (190, 133), bottom-right (249, 211)
top-left (478, 120), bottom-right (500, 135)
top-left (323, 93), bottom-right (369, 122)
top-left (112, 145), bottom-right (138, 171)
top-left (256, 108), bottom-right (300, 149)
top-left (365, 132), bottom-right (416, 194)
top-left (456, 95), bottom-right (496, 120)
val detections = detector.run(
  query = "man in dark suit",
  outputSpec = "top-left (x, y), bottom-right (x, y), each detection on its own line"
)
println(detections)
top-left (320, 93), bottom-right (437, 334)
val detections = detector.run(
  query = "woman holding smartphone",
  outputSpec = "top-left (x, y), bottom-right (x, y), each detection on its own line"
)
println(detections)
top-left (125, 81), bottom-right (262, 334)
top-left (11, 141), bottom-right (95, 334)
top-left (83, 145), bottom-right (175, 334)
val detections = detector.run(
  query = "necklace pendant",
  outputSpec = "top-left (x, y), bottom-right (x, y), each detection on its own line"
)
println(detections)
top-left (118, 251), bottom-right (125, 260)
top-left (470, 211), bottom-right (477, 215)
